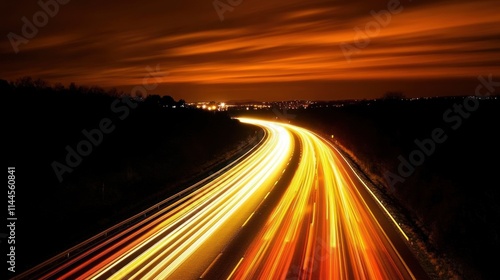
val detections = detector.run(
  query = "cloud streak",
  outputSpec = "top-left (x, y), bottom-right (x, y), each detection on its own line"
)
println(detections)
top-left (1, 0), bottom-right (499, 100)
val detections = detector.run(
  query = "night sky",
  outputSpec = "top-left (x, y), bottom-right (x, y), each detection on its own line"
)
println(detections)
top-left (2, 0), bottom-right (499, 101)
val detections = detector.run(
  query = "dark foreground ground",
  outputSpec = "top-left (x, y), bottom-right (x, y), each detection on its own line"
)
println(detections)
top-left (3, 78), bottom-right (257, 276)
top-left (231, 96), bottom-right (500, 280)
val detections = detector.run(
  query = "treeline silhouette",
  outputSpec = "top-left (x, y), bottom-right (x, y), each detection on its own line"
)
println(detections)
top-left (4, 77), bottom-right (257, 273)
top-left (288, 97), bottom-right (500, 280)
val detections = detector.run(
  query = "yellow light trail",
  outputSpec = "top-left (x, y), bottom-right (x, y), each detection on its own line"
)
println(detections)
top-left (51, 119), bottom-right (294, 280)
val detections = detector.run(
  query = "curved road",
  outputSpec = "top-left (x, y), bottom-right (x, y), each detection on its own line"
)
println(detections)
top-left (14, 118), bottom-right (429, 280)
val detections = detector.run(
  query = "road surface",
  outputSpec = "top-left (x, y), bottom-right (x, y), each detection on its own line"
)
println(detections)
top-left (13, 118), bottom-right (429, 280)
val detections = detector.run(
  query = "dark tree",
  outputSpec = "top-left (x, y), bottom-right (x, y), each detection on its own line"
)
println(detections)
top-left (145, 94), bottom-right (161, 105)
top-left (160, 95), bottom-right (176, 107)
top-left (177, 99), bottom-right (186, 107)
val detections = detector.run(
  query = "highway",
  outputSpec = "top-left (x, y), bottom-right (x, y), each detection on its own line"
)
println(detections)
top-left (14, 118), bottom-right (429, 280)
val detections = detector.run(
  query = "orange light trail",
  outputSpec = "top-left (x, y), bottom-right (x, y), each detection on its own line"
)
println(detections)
top-left (231, 121), bottom-right (418, 280)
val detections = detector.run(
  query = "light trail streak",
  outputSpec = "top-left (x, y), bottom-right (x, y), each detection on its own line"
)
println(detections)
top-left (29, 118), bottom-right (427, 280)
